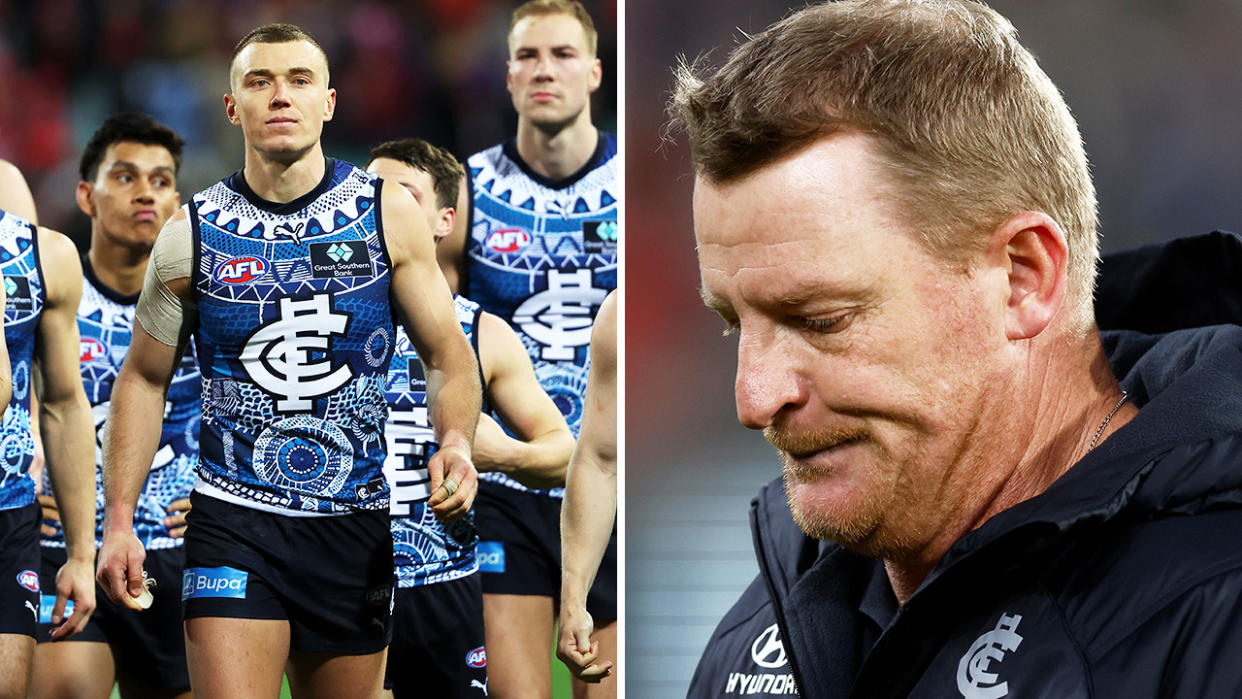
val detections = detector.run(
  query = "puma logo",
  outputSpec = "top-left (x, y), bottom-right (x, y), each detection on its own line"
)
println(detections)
top-left (471, 678), bottom-right (488, 696)
top-left (24, 599), bottom-right (37, 621)
top-left (265, 221), bottom-right (305, 245)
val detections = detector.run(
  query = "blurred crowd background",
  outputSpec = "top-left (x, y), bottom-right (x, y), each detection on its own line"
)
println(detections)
top-left (627, 0), bottom-right (1242, 696)
top-left (0, 0), bottom-right (617, 248)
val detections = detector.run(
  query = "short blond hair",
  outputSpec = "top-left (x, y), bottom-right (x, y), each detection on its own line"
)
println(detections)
top-left (670, 0), bottom-right (1099, 321)
top-left (509, 0), bottom-right (598, 57)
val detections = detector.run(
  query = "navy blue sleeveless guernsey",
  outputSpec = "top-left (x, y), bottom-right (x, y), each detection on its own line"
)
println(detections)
top-left (189, 158), bottom-right (395, 515)
top-left (0, 210), bottom-right (41, 511)
top-left (41, 258), bottom-right (201, 549)
top-left (468, 132), bottom-right (618, 497)
top-left (383, 295), bottom-right (484, 587)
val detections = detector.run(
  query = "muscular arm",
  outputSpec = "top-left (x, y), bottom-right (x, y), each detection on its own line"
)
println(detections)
top-left (98, 212), bottom-right (194, 607)
top-left (557, 289), bottom-right (618, 681)
top-left (474, 311), bottom-right (575, 488)
top-left (0, 159), bottom-right (38, 224)
top-left (35, 228), bottom-right (96, 637)
top-left (383, 183), bottom-right (481, 519)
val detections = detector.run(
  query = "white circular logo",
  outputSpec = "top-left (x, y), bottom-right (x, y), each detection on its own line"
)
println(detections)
top-left (751, 624), bottom-right (788, 669)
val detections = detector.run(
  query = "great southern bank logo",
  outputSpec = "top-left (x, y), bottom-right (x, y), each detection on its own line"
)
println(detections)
top-left (486, 228), bottom-right (531, 253)
top-left (214, 255), bottom-right (269, 284)
top-left (958, 613), bottom-right (1024, 699)
top-left (182, 566), bottom-right (248, 600)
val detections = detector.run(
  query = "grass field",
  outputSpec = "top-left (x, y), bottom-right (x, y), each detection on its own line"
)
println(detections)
top-left (108, 653), bottom-right (574, 698)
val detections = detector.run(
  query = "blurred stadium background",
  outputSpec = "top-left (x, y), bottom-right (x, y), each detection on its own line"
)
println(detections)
top-left (627, 0), bottom-right (1242, 696)
top-left (0, 1), bottom-right (614, 698)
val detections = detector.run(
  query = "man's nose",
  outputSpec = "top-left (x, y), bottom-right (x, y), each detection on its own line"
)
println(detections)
top-left (734, 329), bottom-right (806, 430)
top-left (533, 54), bottom-right (553, 80)
top-left (270, 79), bottom-right (291, 107)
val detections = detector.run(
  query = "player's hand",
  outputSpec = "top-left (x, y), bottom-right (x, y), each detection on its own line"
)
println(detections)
top-left (164, 498), bottom-right (191, 538)
top-left (427, 444), bottom-right (477, 522)
top-left (50, 555), bottom-right (96, 641)
top-left (557, 603), bottom-right (613, 682)
top-left (96, 528), bottom-right (147, 611)
top-left (37, 494), bottom-right (60, 536)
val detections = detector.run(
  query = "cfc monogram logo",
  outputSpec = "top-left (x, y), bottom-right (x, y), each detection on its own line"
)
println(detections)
top-left (513, 270), bottom-right (609, 361)
top-left (241, 293), bottom-right (354, 411)
top-left (957, 613), bottom-right (1024, 699)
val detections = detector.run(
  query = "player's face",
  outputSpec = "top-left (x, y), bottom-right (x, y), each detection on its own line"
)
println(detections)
top-left (695, 132), bottom-right (1011, 559)
top-left (226, 40), bottom-right (335, 161)
top-left (78, 141), bottom-right (179, 250)
top-left (366, 158), bottom-right (453, 240)
top-left (507, 13), bottom-right (602, 132)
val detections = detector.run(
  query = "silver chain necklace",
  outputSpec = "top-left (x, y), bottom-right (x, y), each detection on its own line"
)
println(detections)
top-left (1088, 390), bottom-right (1129, 451)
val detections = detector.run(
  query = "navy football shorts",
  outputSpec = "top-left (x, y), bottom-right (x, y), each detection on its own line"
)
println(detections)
top-left (182, 492), bottom-right (393, 654)
top-left (474, 480), bottom-right (617, 621)
top-left (385, 574), bottom-right (488, 698)
top-left (37, 545), bottom-right (190, 690)
top-left (0, 502), bottom-right (41, 637)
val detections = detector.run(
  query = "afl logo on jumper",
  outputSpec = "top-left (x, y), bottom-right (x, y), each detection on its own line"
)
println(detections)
top-left (16, 570), bottom-right (38, 592)
top-left (486, 228), bottom-right (531, 253)
top-left (79, 338), bottom-right (107, 363)
top-left (466, 645), bottom-right (487, 668)
top-left (513, 269), bottom-right (609, 361)
top-left (751, 624), bottom-right (788, 669)
top-left (214, 255), bottom-right (269, 284)
top-left (958, 613), bottom-right (1024, 699)
top-left (240, 293), bottom-right (355, 412)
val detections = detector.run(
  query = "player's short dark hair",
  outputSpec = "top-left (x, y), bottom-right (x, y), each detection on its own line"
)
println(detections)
top-left (79, 112), bottom-right (185, 182)
top-left (368, 139), bottom-right (464, 211)
top-left (230, 23), bottom-right (329, 84)
top-left (511, 0), bottom-right (598, 57)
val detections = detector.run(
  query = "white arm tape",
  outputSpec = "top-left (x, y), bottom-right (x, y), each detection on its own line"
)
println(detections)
top-left (134, 216), bottom-right (195, 347)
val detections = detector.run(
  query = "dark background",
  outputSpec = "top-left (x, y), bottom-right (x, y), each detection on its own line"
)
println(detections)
top-left (0, 0), bottom-right (617, 249)
top-left (625, 1), bottom-right (1242, 696)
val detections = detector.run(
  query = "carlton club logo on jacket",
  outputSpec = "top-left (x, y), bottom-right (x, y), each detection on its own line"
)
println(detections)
top-left (957, 613), bottom-right (1024, 699)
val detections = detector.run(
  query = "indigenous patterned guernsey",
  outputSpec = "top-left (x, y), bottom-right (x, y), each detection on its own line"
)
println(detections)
top-left (189, 158), bottom-right (395, 515)
top-left (383, 296), bottom-right (483, 587)
top-left (0, 210), bottom-right (41, 511)
top-left (467, 131), bottom-right (618, 495)
top-left (41, 258), bottom-right (200, 550)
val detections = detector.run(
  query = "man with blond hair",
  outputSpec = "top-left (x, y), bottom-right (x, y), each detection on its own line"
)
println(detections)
top-left (445, 2), bottom-right (618, 696)
top-left (672, 1), bottom-right (1242, 697)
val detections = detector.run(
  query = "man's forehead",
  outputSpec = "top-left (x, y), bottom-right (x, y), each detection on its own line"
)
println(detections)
top-left (368, 158), bottom-right (430, 185)
top-left (231, 40), bottom-right (328, 79)
top-left (509, 14), bottom-right (590, 54)
top-left (102, 141), bottom-right (176, 169)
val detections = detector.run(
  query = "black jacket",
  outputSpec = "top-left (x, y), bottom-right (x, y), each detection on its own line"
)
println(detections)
top-left (689, 232), bottom-right (1242, 698)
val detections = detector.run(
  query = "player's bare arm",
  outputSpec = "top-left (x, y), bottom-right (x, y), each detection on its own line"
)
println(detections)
top-left (98, 210), bottom-right (194, 609)
top-left (0, 159), bottom-right (38, 224)
top-left (33, 228), bottom-right (97, 639)
top-left (475, 310), bottom-right (575, 489)
top-left (557, 289), bottom-right (617, 683)
top-left (382, 182), bottom-right (482, 520)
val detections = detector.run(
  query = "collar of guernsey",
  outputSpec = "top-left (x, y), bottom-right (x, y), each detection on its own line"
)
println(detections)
top-left (188, 157), bottom-right (396, 516)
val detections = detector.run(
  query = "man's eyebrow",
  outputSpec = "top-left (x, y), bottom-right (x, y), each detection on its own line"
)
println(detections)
top-left (107, 162), bottom-right (175, 176)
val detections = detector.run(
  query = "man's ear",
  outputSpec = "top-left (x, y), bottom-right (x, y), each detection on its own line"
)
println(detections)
top-left (434, 207), bottom-right (456, 243)
top-left (224, 93), bottom-right (240, 125)
top-left (75, 181), bottom-right (95, 218)
top-left (985, 211), bottom-right (1069, 340)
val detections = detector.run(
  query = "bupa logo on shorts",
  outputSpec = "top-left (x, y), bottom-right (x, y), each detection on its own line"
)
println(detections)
top-left (477, 541), bottom-right (505, 573)
top-left (16, 569), bottom-right (38, 592)
top-left (79, 338), bottom-right (107, 363)
top-left (309, 240), bottom-right (371, 279)
top-left (486, 228), bottom-right (531, 253)
top-left (583, 220), bottom-right (618, 255)
top-left (213, 255), bottom-right (270, 284)
top-left (4, 276), bottom-right (33, 312)
top-left (465, 645), bottom-right (487, 668)
top-left (957, 612), bottom-right (1024, 699)
top-left (37, 595), bottom-right (73, 624)
top-left (182, 566), bottom-right (248, 600)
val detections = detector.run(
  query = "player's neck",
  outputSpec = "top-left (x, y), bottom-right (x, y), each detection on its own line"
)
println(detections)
top-left (87, 234), bottom-right (150, 297)
top-left (243, 143), bottom-right (327, 204)
top-left (515, 115), bottom-right (598, 180)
